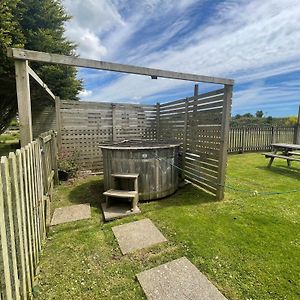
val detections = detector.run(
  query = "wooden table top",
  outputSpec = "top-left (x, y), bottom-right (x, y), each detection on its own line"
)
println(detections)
top-left (271, 143), bottom-right (300, 150)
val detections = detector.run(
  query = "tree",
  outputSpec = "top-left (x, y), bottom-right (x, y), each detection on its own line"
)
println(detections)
top-left (0, 0), bottom-right (82, 133)
top-left (285, 116), bottom-right (298, 126)
top-left (255, 110), bottom-right (264, 118)
top-left (0, 0), bottom-right (25, 132)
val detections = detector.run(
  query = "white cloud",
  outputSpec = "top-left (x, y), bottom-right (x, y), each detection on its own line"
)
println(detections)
top-left (62, 0), bottom-right (300, 114)
top-left (231, 78), bottom-right (300, 116)
top-left (79, 89), bottom-right (93, 98)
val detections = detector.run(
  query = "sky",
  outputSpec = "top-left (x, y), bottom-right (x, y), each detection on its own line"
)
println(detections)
top-left (62, 0), bottom-right (300, 117)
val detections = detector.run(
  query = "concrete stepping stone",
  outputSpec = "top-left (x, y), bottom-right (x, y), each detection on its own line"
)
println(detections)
top-left (51, 204), bottom-right (91, 226)
top-left (101, 202), bottom-right (141, 222)
top-left (112, 218), bottom-right (167, 254)
top-left (137, 257), bottom-right (227, 300)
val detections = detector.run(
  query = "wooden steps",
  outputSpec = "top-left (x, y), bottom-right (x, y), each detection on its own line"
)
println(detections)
top-left (103, 189), bottom-right (138, 198)
top-left (111, 173), bottom-right (139, 179)
top-left (103, 173), bottom-right (140, 216)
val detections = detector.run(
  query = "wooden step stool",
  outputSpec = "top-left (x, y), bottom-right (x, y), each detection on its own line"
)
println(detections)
top-left (103, 173), bottom-right (139, 212)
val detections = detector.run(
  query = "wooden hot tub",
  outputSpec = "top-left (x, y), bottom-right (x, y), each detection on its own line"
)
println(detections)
top-left (100, 140), bottom-right (181, 201)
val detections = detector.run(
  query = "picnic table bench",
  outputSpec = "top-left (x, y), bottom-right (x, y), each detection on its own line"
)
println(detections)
top-left (262, 143), bottom-right (300, 167)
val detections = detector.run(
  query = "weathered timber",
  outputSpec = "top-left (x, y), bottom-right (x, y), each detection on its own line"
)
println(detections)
top-left (8, 48), bottom-right (234, 85)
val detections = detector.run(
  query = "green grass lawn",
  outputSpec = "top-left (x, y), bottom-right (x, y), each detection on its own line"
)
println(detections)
top-left (36, 153), bottom-right (300, 300)
top-left (0, 132), bottom-right (20, 156)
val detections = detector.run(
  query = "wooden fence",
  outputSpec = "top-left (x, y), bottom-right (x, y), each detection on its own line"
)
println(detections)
top-left (32, 89), bottom-right (232, 199)
top-left (0, 130), bottom-right (57, 299)
top-left (57, 101), bottom-right (157, 172)
top-left (228, 126), bottom-right (296, 153)
top-left (158, 87), bottom-right (231, 199)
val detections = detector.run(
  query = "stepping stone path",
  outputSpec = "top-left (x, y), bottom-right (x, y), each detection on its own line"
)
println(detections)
top-left (51, 204), bottom-right (91, 226)
top-left (112, 218), bottom-right (167, 254)
top-left (101, 202), bottom-right (141, 221)
top-left (112, 218), bottom-right (227, 299)
top-left (137, 257), bottom-right (227, 300)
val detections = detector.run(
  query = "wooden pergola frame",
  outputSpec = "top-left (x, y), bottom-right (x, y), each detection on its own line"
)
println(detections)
top-left (8, 47), bottom-right (234, 200)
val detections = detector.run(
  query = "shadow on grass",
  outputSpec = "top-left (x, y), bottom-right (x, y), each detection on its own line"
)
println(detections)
top-left (67, 177), bottom-right (105, 209)
top-left (256, 165), bottom-right (300, 181)
top-left (66, 178), bottom-right (217, 218)
top-left (142, 184), bottom-right (217, 212)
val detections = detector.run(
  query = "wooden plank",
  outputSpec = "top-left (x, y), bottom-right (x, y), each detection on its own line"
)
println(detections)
top-left (16, 149), bottom-right (32, 294)
top-left (15, 60), bottom-right (32, 147)
top-left (182, 98), bottom-right (188, 176)
top-left (8, 153), bottom-right (27, 299)
top-left (8, 48), bottom-right (234, 85)
top-left (156, 103), bottom-right (160, 139)
top-left (112, 104), bottom-right (116, 142)
top-left (27, 66), bottom-right (55, 100)
top-left (216, 85), bottom-right (232, 200)
top-left (50, 132), bottom-right (59, 185)
top-left (0, 156), bottom-right (21, 300)
top-left (0, 159), bottom-right (13, 300)
top-left (21, 148), bottom-right (35, 287)
top-left (25, 145), bottom-right (38, 267)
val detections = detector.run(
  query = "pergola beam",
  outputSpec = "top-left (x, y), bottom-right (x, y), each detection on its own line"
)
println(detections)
top-left (27, 66), bottom-right (55, 101)
top-left (8, 48), bottom-right (234, 85)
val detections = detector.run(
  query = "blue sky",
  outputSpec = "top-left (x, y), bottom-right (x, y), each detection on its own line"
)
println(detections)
top-left (62, 0), bottom-right (300, 117)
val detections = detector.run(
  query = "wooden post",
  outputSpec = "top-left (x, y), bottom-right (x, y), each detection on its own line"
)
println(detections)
top-left (182, 98), bottom-right (189, 178)
top-left (112, 104), bottom-right (116, 142)
top-left (216, 84), bottom-right (233, 200)
top-left (156, 103), bottom-right (160, 140)
top-left (193, 84), bottom-right (198, 115)
top-left (293, 105), bottom-right (300, 144)
top-left (51, 131), bottom-right (59, 185)
top-left (15, 60), bottom-right (32, 147)
top-left (241, 126), bottom-right (245, 153)
top-left (55, 96), bottom-right (62, 153)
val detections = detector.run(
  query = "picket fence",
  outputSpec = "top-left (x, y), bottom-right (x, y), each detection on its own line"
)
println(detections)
top-left (0, 130), bottom-right (58, 299)
top-left (228, 126), bottom-right (297, 153)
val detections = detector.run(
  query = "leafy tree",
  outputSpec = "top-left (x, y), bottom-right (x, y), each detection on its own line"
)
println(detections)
top-left (0, 0), bottom-right (82, 133)
top-left (266, 116), bottom-right (273, 124)
top-left (255, 110), bottom-right (264, 118)
top-left (285, 116), bottom-right (298, 126)
top-left (242, 113), bottom-right (253, 118)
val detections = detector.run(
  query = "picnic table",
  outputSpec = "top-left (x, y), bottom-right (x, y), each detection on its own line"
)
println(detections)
top-left (262, 143), bottom-right (300, 167)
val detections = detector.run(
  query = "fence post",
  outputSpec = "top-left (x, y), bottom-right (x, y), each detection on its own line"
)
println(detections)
top-left (241, 127), bottom-right (245, 153)
top-left (39, 138), bottom-right (48, 196)
top-left (182, 98), bottom-right (189, 178)
top-left (55, 96), bottom-right (62, 153)
top-left (271, 126), bottom-right (275, 145)
top-left (156, 102), bottom-right (160, 139)
top-left (293, 105), bottom-right (300, 144)
top-left (216, 84), bottom-right (233, 200)
top-left (112, 104), bottom-right (116, 142)
top-left (51, 131), bottom-right (59, 185)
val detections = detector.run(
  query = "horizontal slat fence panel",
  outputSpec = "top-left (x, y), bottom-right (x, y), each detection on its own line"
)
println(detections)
top-left (158, 88), bottom-right (228, 197)
top-left (32, 104), bottom-right (56, 139)
top-left (59, 101), bottom-right (157, 172)
top-left (0, 131), bottom-right (57, 299)
top-left (228, 126), bottom-right (296, 153)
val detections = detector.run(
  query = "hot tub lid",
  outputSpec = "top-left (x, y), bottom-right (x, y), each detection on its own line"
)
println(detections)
top-left (99, 140), bottom-right (181, 150)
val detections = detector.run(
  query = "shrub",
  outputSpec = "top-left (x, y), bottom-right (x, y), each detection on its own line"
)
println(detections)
top-left (58, 148), bottom-right (80, 179)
